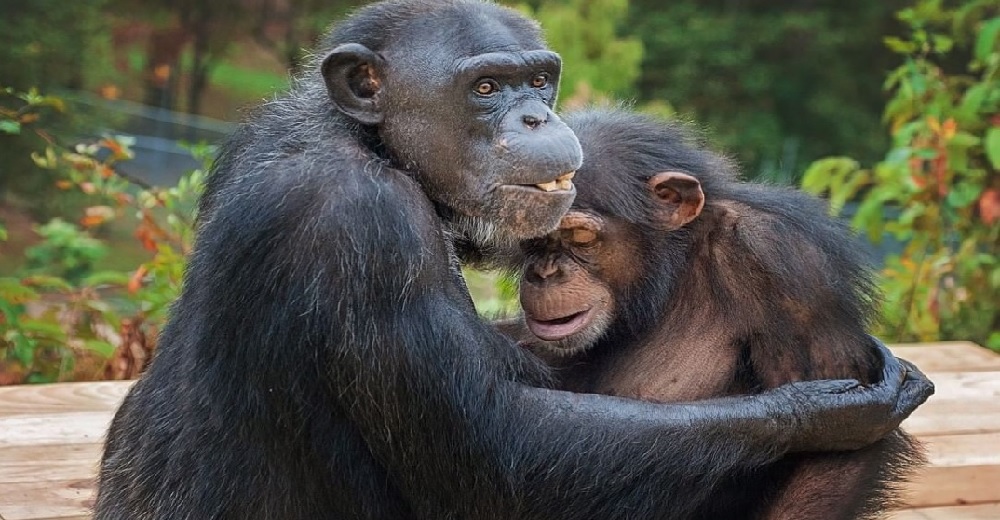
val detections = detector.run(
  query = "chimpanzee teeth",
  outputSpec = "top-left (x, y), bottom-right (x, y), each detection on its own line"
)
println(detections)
top-left (535, 173), bottom-right (575, 191)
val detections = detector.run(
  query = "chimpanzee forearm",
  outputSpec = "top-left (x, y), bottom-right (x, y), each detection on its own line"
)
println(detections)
top-left (340, 293), bottom-right (927, 519)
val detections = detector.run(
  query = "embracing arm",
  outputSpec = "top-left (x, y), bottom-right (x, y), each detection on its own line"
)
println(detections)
top-left (317, 175), bottom-right (932, 519)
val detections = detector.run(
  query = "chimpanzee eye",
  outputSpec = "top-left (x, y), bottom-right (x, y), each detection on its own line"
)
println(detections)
top-left (475, 79), bottom-right (500, 96)
top-left (531, 73), bottom-right (549, 88)
top-left (561, 227), bottom-right (597, 246)
top-left (572, 228), bottom-right (597, 244)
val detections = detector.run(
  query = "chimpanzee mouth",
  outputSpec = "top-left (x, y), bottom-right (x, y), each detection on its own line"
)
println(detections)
top-left (532, 171), bottom-right (576, 192)
top-left (525, 307), bottom-right (592, 341)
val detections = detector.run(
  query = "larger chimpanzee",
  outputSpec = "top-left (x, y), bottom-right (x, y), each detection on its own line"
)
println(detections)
top-left (94, 1), bottom-right (932, 519)
top-left (510, 108), bottom-right (925, 519)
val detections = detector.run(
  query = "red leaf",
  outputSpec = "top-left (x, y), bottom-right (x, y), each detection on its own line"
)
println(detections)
top-left (979, 188), bottom-right (1000, 225)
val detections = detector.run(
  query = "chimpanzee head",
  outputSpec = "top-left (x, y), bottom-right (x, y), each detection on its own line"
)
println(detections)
top-left (321, 0), bottom-right (582, 245)
top-left (517, 109), bottom-right (728, 356)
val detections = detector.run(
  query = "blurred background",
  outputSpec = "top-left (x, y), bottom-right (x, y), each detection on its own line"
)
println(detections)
top-left (0, 0), bottom-right (997, 384)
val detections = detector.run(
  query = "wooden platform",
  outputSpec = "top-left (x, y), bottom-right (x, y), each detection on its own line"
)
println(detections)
top-left (0, 341), bottom-right (998, 519)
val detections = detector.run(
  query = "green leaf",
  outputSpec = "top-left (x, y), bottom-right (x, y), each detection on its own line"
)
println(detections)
top-left (18, 319), bottom-right (67, 342)
top-left (0, 278), bottom-right (40, 304)
top-left (801, 157), bottom-right (860, 196)
top-left (950, 131), bottom-right (981, 148)
top-left (956, 83), bottom-right (989, 124)
top-left (987, 332), bottom-right (1000, 351)
top-left (975, 17), bottom-right (1000, 63)
top-left (10, 333), bottom-right (37, 366)
top-left (83, 339), bottom-right (116, 358)
top-left (0, 120), bottom-right (21, 134)
top-left (21, 275), bottom-right (74, 292)
top-left (985, 128), bottom-right (1000, 170)
top-left (931, 34), bottom-right (954, 53)
top-left (945, 182), bottom-right (982, 209)
top-left (884, 36), bottom-right (917, 54)
top-left (81, 271), bottom-right (130, 287)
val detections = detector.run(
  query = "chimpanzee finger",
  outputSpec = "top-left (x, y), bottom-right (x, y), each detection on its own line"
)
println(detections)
top-left (892, 361), bottom-right (935, 417)
top-left (815, 379), bottom-right (864, 394)
top-left (872, 338), bottom-right (907, 390)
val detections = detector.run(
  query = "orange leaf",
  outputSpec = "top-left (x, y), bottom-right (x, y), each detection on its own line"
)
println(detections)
top-left (19, 113), bottom-right (39, 124)
top-left (81, 215), bottom-right (105, 228)
top-left (127, 265), bottom-right (148, 294)
top-left (55, 180), bottom-right (73, 190)
top-left (979, 188), bottom-right (1000, 225)
top-left (135, 228), bottom-right (155, 252)
top-left (81, 205), bottom-right (115, 228)
top-left (101, 138), bottom-right (123, 158)
top-left (941, 118), bottom-right (957, 140)
top-left (80, 182), bottom-right (96, 194)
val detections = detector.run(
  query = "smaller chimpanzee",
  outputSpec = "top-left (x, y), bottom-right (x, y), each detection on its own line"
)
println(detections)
top-left (507, 108), bottom-right (926, 520)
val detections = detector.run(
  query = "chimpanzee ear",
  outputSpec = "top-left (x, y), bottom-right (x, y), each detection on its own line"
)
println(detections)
top-left (321, 43), bottom-right (386, 125)
top-left (647, 171), bottom-right (705, 230)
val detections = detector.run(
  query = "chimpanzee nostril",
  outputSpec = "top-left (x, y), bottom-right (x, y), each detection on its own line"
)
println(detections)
top-left (522, 114), bottom-right (545, 129)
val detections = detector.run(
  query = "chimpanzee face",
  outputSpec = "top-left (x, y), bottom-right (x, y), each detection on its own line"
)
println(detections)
top-left (322, 5), bottom-right (582, 246)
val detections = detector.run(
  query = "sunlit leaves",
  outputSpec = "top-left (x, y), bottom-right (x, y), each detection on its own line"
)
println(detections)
top-left (802, 0), bottom-right (999, 349)
top-left (2, 89), bottom-right (203, 383)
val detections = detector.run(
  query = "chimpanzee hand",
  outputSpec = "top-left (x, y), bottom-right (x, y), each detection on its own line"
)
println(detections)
top-left (768, 339), bottom-right (934, 453)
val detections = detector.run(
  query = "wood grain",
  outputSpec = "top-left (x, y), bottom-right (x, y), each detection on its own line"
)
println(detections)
top-left (0, 342), bottom-right (997, 520)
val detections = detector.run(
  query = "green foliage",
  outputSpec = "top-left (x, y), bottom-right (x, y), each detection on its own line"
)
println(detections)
top-left (631, 0), bottom-right (907, 181)
top-left (514, 0), bottom-right (643, 103)
top-left (0, 1), bottom-right (109, 91)
top-left (803, 0), bottom-right (1000, 349)
top-left (1, 89), bottom-right (204, 384)
top-left (23, 219), bottom-right (109, 285)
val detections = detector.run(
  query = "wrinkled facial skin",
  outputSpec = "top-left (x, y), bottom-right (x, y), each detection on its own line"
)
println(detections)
top-left (323, 9), bottom-right (583, 246)
top-left (519, 211), bottom-right (637, 356)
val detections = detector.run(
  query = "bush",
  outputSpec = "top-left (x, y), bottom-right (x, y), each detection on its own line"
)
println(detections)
top-left (803, 0), bottom-right (999, 350)
top-left (1, 89), bottom-right (203, 384)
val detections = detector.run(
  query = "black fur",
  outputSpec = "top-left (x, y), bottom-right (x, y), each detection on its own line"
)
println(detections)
top-left (94, 3), bottom-right (931, 519)
top-left (517, 108), bottom-right (927, 519)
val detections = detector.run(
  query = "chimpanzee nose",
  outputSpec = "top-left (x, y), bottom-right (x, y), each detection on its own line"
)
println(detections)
top-left (531, 258), bottom-right (559, 281)
top-left (522, 114), bottom-right (546, 130)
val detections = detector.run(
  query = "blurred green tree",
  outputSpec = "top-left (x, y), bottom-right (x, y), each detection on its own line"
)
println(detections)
top-left (803, 0), bottom-right (999, 349)
top-left (630, 0), bottom-right (911, 182)
top-left (513, 0), bottom-right (643, 104)
top-left (0, 1), bottom-right (109, 206)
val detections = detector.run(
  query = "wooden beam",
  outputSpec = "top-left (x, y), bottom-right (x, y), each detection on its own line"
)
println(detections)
top-left (889, 342), bottom-right (1000, 373)
top-left (0, 480), bottom-right (93, 520)
top-left (0, 382), bottom-right (132, 418)
top-left (0, 412), bottom-right (114, 448)
top-left (903, 433), bottom-right (1000, 507)
top-left (891, 503), bottom-right (1000, 519)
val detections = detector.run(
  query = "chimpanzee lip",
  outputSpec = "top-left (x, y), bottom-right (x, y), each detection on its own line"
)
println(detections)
top-left (525, 307), bottom-right (592, 341)
top-left (497, 171), bottom-right (576, 193)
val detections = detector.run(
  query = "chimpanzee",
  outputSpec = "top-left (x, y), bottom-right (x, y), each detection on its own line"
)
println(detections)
top-left (94, 2), bottom-right (932, 519)
top-left (510, 108), bottom-right (926, 519)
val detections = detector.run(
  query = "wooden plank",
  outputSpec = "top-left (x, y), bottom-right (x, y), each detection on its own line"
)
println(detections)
top-left (0, 382), bottom-right (131, 417)
top-left (903, 433), bottom-right (1000, 507)
top-left (890, 503), bottom-right (1000, 519)
top-left (0, 479), bottom-right (94, 520)
top-left (0, 412), bottom-right (114, 448)
top-left (0, 444), bottom-right (101, 484)
top-left (900, 371), bottom-right (1000, 437)
top-left (889, 342), bottom-right (1000, 373)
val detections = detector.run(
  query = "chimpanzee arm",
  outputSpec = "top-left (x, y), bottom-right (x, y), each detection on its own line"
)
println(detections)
top-left (308, 170), bottom-right (930, 519)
